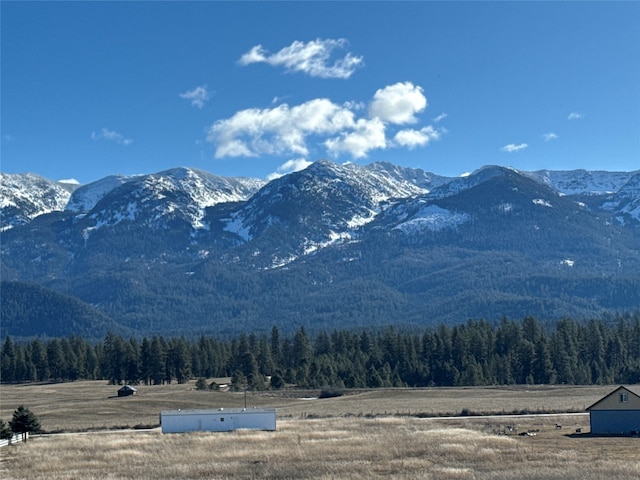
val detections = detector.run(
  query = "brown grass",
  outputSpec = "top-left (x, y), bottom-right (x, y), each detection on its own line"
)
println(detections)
top-left (1, 417), bottom-right (639, 479)
top-left (1, 382), bottom-right (638, 479)
top-left (0, 380), bottom-right (616, 432)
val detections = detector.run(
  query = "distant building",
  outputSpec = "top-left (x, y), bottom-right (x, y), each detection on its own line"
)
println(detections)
top-left (586, 385), bottom-right (640, 435)
top-left (160, 408), bottom-right (276, 433)
top-left (117, 385), bottom-right (137, 397)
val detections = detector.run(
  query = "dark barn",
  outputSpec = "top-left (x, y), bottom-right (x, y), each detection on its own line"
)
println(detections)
top-left (117, 385), bottom-right (138, 397)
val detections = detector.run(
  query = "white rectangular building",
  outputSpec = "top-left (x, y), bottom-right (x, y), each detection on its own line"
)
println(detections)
top-left (160, 408), bottom-right (276, 433)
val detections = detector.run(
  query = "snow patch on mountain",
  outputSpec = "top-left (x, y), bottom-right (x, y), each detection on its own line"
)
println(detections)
top-left (67, 175), bottom-right (135, 212)
top-left (394, 205), bottom-right (470, 233)
top-left (602, 172), bottom-right (640, 224)
top-left (528, 169), bottom-right (637, 195)
top-left (497, 203), bottom-right (514, 213)
top-left (533, 198), bottom-right (553, 208)
top-left (223, 214), bottom-right (252, 241)
top-left (364, 161), bottom-right (452, 193)
top-left (303, 230), bottom-right (357, 256)
top-left (346, 210), bottom-right (377, 229)
top-left (265, 254), bottom-right (298, 270)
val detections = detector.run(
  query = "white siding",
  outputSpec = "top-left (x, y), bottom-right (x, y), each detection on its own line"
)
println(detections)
top-left (160, 408), bottom-right (276, 433)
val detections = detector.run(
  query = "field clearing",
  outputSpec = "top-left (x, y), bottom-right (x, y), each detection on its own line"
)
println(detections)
top-left (0, 380), bottom-right (616, 432)
top-left (1, 416), bottom-right (639, 479)
top-left (1, 382), bottom-right (639, 479)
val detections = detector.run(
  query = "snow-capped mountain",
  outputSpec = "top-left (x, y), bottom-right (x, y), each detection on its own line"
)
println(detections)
top-left (425, 165), bottom-right (516, 200)
top-left (1, 161), bottom-right (639, 337)
top-left (379, 166), bottom-right (581, 239)
top-left (83, 167), bottom-right (266, 233)
top-left (0, 173), bottom-right (79, 231)
top-left (208, 160), bottom-right (464, 269)
top-left (220, 160), bottom-right (447, 262)
top-left (66, 174), bottom-right (137, 212)
top-left (602, 172), bottom-right (640, 224)
top-left (361, 161), bottom-right (451, 194)
top-left (528, 169), bottom-right (636, 195)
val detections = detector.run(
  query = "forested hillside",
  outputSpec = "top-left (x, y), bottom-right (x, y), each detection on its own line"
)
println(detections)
top-left (0, 281), bottom-right (130, 338)
top-left (2, 316), bottom-right (639, 388)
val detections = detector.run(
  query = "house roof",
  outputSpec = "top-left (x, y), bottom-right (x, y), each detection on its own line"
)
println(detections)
top-left (161, 408), bottom-right (276, 416)
top-left (119, 385), bottom-right (137, 391)
top-left (586, 385), bottom-right (640, 411)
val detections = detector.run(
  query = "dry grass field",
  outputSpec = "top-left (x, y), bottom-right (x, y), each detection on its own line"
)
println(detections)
top-left (1, 381), bottom-right (639, 479)
top-left (0, 380), bottom-right (616, 432)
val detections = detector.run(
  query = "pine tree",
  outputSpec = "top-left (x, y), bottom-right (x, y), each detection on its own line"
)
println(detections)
top-left (195, 377), bottom-right (208, 390)
top-left (148, 336), bottom-right (166, 385)
top-left (9, 405), bottom-right (41, 439)
top-left (1, 336), bottom-right (16, 383)
top-left (270, 326), bottom-right (282, 366)
top-left (292, 327), bottom-right (313, 368)
top-left (30, 339), bottom-right (49, 381)
top-left (47, 339), bottom-right (66, 381)
top-left (270, 372), bottom-right (285, 389)
top-left (0, 419), bottom-right (12, 440)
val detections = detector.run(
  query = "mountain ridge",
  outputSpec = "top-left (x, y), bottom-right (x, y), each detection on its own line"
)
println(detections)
top-left (1, 161), bottom-right (639, 337)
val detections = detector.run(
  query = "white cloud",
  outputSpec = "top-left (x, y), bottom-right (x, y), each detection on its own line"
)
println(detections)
top-left (208, 98), bottom-right (355, 158)
top-left (325, 117), bottom-right (387, 158)
top-left (568, 112), bottom-right (583, 120)
top-left (91, 128), bottom-right (132, 146)
top-left (267, 158), bottom-right (313, 180)
top-left (543, 132), bottom-right (558, 141)
top-left (238, 38), bottom-right (363, 79)
top-left (433, 113), bottom-right (448, 123)
top-left (208, 82), bottom-right (438, 160)
top-left (394, 126), bottom-right (440, 149)
top-left (179, 85), bottom-right (211, 108)
top-left (369, 82), bottom-right (427, 124)
top-left (58, 178), bottom-right (80, 185)
top-left (500, 143), bottom-right (528, 153)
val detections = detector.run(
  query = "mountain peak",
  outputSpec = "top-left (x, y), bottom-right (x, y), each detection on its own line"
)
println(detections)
top-left (426, 165), bottom-right (516, 200)
top-left (1, 172), bottom-right (79, 231)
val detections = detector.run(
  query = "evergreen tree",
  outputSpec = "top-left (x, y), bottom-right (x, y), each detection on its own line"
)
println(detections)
top-left (292, 327), bottom-right (313, 368)
top-left (47, 339), bottom-right (66, 381)
top-left (168, 338), bottom-right (191, 384)
top-left (9, 405), bottom-right (41, 438)
top-left (256, 336), bottom-right (275, 376)
top-left (531, 339), bottom-right (554, 384)
top-left (30, 339), bottom-right (49, 381)
top-left (270, 372), bottom-right (285, 389)
top-left (148, 336), bottom-right (166, 385)
top-left (0, 419), bottom-right (13, 440)
top-left (270, 326), bottom-right (282, 366)
top-left (1, 336), bottom-right (16, 383)
top-left (140, 337), bottom-right (152, 385)
top-left (124, 338), bottom-right (141, 384)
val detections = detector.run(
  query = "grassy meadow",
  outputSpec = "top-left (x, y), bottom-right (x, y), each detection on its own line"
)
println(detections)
top-left (1, 381), bottom-right (639, 479)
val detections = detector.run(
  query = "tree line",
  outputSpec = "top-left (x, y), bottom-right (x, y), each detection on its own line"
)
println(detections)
top-left (2, 315), bottom-right (640, 389)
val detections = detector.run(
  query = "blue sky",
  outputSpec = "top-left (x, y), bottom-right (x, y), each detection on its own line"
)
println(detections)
top-left (1, 1), bottom-right (639, 184)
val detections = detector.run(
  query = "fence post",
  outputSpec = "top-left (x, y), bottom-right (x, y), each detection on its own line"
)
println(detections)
top-left (0, 432), bottom-right (29, 448)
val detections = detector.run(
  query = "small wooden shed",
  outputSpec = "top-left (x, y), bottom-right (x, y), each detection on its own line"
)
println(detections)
top-left (117, 385), bottom-right (138, 397)
top-left (160, 408), bottom-right (276, 433)
top-left (586, 385), bottom-right (640, 435)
